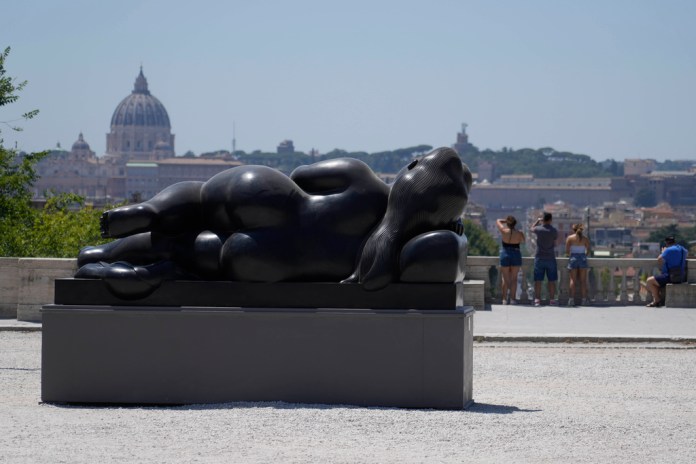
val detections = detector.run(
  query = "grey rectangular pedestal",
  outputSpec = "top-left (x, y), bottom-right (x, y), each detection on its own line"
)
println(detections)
top-left (42, 305), bottom-right (474, 409)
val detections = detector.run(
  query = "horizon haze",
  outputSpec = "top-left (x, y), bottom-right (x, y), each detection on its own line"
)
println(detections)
top-left (1, 0), bottom-right (695, 162)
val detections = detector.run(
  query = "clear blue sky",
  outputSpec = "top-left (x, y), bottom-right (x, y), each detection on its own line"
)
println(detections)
top-left (2, 0), bottom-right (695, 161)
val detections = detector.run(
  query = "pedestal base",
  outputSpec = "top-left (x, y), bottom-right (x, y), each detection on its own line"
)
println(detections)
top-left (41, 305), bottom-right (474, 409)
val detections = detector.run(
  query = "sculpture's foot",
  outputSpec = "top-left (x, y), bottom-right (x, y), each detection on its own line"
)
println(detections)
top-left (77, 244), bottom-right (112, 267)
top-left (75, 261), bottom-right (178, 300)
top-left (100, 204), bottom-right (156, 238)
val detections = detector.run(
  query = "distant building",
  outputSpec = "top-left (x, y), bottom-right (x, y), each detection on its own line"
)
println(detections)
top-left (156, 158), bottom-right (242, 192)
top-left (277, 140), bottom-right (295, 154)
top-left (478, 161), bottom-right (495, 182)
top-left (626, 171), bottom-right (696, 206)
top-left (453, 123), bottom-right (473, 155)
top-left (32, 69), bottom-right (248, 202)
top-left (106, 67), bottom-right (175, 160)
top-left (624, 159), bottom-right (656, 176)
top-left (33, 134), bottom-right (114, 200)
top-left (471, 176), bottom-right (620, 209)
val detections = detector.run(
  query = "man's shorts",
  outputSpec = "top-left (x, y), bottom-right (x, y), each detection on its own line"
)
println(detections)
top-left (655, 274), bottom-right (670, 287)
top-left (534, 258), bottom-right (558, 282)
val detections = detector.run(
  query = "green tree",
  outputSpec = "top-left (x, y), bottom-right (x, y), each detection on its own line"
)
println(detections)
top-left (647, 224), bottom-right (696, 250)
top-left (20, 194), bottom-right (108, 257)
top-left (1, 46), bottom-right (108, 257)
top-left (462, 219), bottom-right (498, 256)
top-left (0, 46), bottom-right (45, 255)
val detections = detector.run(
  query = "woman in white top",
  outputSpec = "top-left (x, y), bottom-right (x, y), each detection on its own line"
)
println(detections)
top-left (565, 223), bottom-right (591, 306)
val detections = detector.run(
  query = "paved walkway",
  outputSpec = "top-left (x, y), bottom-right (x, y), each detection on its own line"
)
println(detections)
top-left (475, 304), bottom-right (696, 342)
top-left (4, 304), bottom-right (696, 342)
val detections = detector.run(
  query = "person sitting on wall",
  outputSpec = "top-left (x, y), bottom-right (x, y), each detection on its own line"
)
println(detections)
top-left (645, 235), bottom-right (688, 308)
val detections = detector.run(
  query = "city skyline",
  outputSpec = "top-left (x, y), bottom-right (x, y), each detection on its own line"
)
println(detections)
top-left (2, 0), bottom-right (695, 161)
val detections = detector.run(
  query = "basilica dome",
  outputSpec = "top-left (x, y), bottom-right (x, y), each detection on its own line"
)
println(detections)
top-left (110, 69), bottom-right (171, 128)
top-left (106, 68), bottom-right (175, 159)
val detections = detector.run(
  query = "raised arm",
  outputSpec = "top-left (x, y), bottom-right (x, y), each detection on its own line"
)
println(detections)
top-left (495, 218), bottom-right (508, 234)
top-left (530, 218), bottom-right (541, 232)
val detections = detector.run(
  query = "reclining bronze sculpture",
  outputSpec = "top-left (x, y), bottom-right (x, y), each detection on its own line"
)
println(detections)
top-left (76, 147), bottom-right (472, 299)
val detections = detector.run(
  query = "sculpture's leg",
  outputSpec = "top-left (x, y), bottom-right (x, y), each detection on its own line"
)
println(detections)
top-left (78, 232), bottom-right (182, 267)
top-left (186, 231), bottom-right (226, 279)
top-left (75, 260), bottom-right (185, 299)
top-left (399, 230), bottom-right (468, 283)
top-left (101, 181), bottom-right (204, 238)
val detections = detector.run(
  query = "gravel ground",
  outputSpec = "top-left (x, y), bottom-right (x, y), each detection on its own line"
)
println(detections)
top-left (1, 332), bottom-right (695, 464)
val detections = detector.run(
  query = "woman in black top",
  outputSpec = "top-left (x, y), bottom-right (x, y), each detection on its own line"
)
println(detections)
top-left (496, 216), bottom-right (525, 304)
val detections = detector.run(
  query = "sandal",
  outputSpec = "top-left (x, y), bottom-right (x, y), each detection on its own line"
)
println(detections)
top-left (645, 301), bottom-right (660, 308)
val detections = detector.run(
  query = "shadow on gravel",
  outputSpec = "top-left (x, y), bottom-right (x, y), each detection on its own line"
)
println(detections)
top-left (45, 400), bottom-right (542, 414)
top-left (467, 402), bottom-right (541, 414)
top-left (0, 367), bottom-right (40, 371)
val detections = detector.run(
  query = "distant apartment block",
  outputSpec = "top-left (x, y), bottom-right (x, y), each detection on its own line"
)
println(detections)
top-left (624, 158), bottom-right (656, 176)
top-left (277, 140), bottom-right (295, 154)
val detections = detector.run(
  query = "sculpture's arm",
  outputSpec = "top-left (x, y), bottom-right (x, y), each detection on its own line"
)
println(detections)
top-left (290, 158), bottom-right (385, 195)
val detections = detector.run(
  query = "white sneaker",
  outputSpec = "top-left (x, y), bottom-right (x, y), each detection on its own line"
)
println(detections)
top-left (534, 299), bottom-right (541, 307)
top-left (567, 299), bottom-right (575, 307)
top-left (581, 298), bottom-right (590, 306)
top-left (509, 299), bottom-right (517, 305)
top-left (501, 299), bottom-right (508, 305)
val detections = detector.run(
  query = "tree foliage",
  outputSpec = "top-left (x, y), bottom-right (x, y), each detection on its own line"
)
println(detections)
top-left (459, 146), bottom-right (616, 179)
top-left (647, 224), bottom-right (696, 251)
top-left (0, 47), bottom-right (108, 257)
top-left (462, 219), bottom-right (499, 256)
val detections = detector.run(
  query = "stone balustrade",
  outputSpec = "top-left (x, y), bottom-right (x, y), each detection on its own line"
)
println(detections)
top-left (466, 256), bottom-right (696, 306)
top-left (1, 256), bottom-right (695, 321)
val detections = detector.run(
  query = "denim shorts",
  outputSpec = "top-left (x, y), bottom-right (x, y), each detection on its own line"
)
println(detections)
top-left (534, 258), bottom-right (558, 282)
top-left (568, 253), bottom-right (588, 270)
top-left (500, 247), bottom-right (522, 267)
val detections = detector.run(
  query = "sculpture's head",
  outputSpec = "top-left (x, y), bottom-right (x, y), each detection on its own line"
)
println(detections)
top-left (388, 147), bottom-right (472, 227)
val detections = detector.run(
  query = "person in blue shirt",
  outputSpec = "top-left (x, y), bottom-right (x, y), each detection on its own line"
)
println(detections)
top-left (645, 235), bottom-right (688, 307)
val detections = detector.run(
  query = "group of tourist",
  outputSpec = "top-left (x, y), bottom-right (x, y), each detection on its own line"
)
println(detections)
top-left (495, 213), bottom-right (688, 307)
top-left (495, 212), bottom-right (589, 306)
